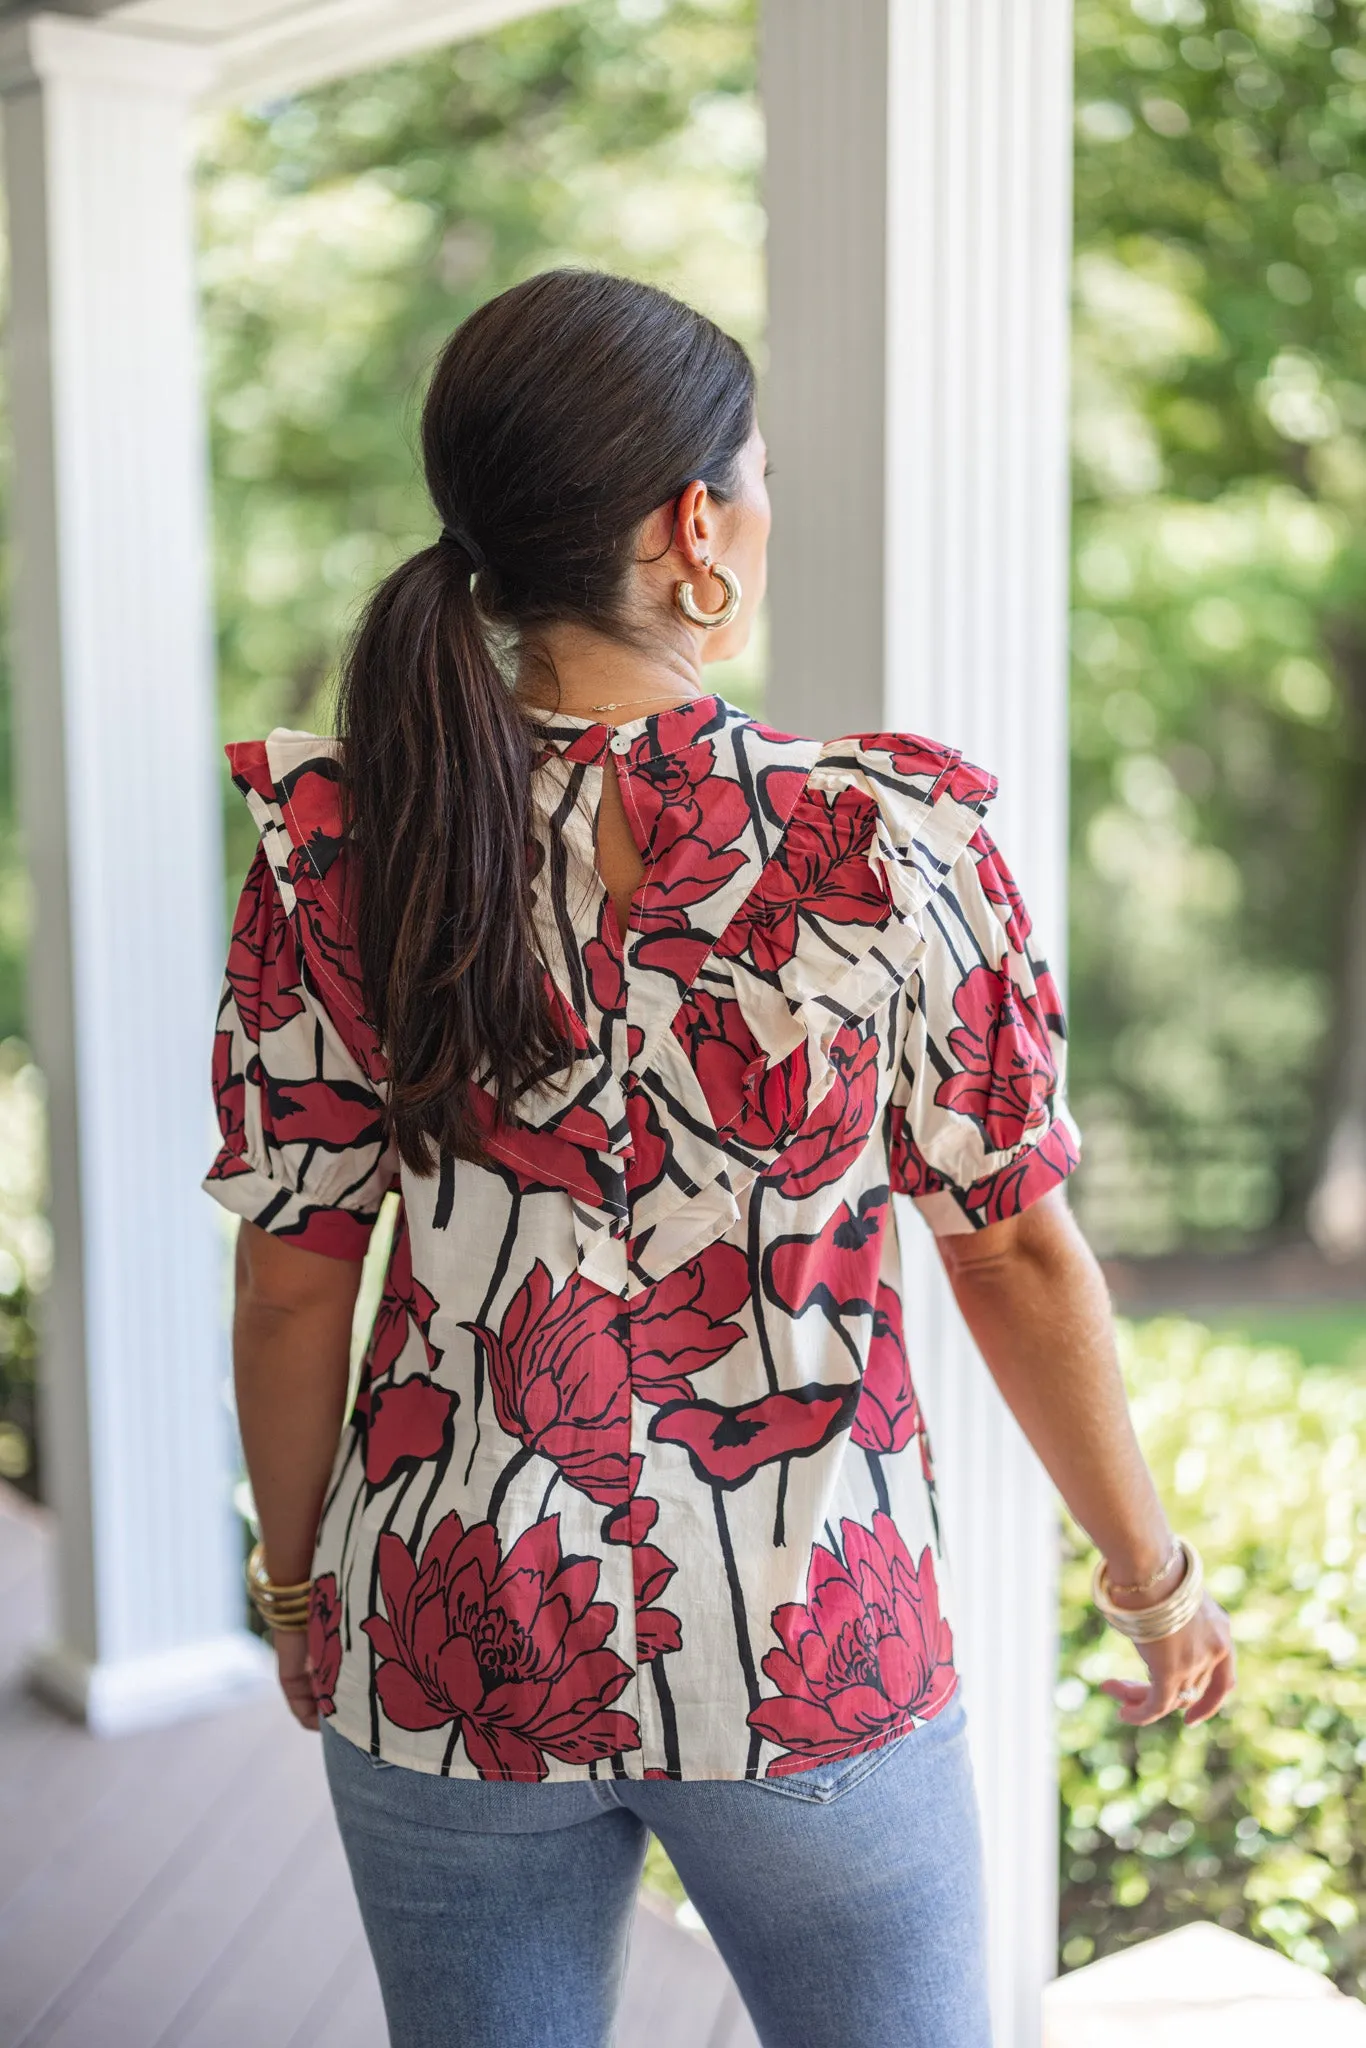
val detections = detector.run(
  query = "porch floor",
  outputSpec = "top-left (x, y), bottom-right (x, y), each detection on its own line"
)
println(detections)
top-left (0, 1482), bottom-right (757, 2048)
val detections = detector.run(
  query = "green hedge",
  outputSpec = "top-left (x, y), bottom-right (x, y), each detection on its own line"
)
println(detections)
top-left (1059, 1317), bottom-right (1366, 1991)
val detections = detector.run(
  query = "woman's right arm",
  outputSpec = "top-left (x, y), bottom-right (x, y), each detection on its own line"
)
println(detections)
top-left (234, 1220), bottom-right (364, 1730)
top-left (934, 1185), bottom-right (1236, 1728)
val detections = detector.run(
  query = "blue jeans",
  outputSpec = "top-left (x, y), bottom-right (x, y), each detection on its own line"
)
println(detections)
top-left (321, 1686), bottom-right (992, 2048)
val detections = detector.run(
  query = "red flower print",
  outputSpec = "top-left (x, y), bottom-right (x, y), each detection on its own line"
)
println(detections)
top-left (970, 829), bottom-right (1030, 955)
top-left (764, 1189), bottom-right (888, 1328)
top-left (633, 1543), bottom-right (683, 1663)
top-left (650, 1382), bottom-right (859, 1489)
top-left (851, 1284), bottom-right (923, 1457)
top-left (746, 1513), bottom-right (956, 1776)
top-left (935, 963), bottom-right (1055, 1152)
top-left (765, 1023), bottom-right (880, 1200)
top-left (467, 1087), bottom-right (626, 1212)
top-left (584, 898), bottom-right (626, 1017)
top-left (208, 1030), bottom-right (248, 1167)
top-left (624, 1075), bottom-right (669, 1200)
top-left (630, 1242), bottom-right (750, 1406)
top-left (886, 1105), bottom-right (949, 1200)
top-left (856, 738), bottom-right (997, 814)
top-left (353, 1218), bottom-right (456, 1485)
top-left (627, 741), bottom-right (751, 929)
top-left (671, 991), bottom-right (808, 1153)
top-left (366, 1378), bottom-right (457, 1487)
top-left (226, 846), bottom-right (306, 1042)
top-left (307, 1572), bottom-right (343, 1716)
top-left (603, 1492), bottom-right (659, 1545)
top-left (463, 1263), bottom-right (632, 1507)
top-left (261, 1070), bottom-right (388, 1154)
top-left (543, 978), bottom-right (592, 1054)
top-left (717, 787), bottom-right (888, 975)
top-left (963, 1116), bottom-right (1079, 1225)
top-left (362, 1511), bottom-right (639, 1778)
top-left (362, 1213), bottom-right (441, 1385)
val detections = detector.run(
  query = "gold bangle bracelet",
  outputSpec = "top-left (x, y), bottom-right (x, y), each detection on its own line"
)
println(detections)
top-left (245, 1541), bottom-right (313, 1599)
top-left (1092, 1537), bottom-right (1205, 1644)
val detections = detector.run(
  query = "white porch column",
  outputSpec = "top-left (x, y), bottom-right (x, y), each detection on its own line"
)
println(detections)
top-left (762, 6), bottom-right (1074, 2043)
top-left (0, 14), bottom-right (268, 1732)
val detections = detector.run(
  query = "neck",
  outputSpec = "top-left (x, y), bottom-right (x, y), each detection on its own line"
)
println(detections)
top-left (515, 620), bottom-right (706, 720)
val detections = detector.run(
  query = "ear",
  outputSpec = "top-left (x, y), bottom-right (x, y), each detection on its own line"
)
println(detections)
top-left (671, 479), bottom-right (715, 570)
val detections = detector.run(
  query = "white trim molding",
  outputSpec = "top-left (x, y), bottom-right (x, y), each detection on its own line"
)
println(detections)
top-left (763, 5), bottom-right (1075, 2041)
top-left (0, 14), bottom-right (264, 1732)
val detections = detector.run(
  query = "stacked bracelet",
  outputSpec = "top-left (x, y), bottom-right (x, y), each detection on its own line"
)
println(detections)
top-left (245, 1540), bottom-right (312, 1633)
top-left (1092, 1537), bottom-right (1205, 1644)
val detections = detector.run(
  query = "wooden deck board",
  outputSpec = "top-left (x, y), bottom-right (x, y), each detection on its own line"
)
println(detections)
top-left (0, 1482), bottom-right (757, 2048)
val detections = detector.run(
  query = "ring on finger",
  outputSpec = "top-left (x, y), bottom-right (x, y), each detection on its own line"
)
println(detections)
top-left (1175, 1684), bottom-right (1201, 1704)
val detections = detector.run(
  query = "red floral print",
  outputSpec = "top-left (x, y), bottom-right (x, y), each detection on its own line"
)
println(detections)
top-left (208, 1032), bottom-right (247, 1169)
top-left (859, 736), bottom-right (997, 811)
top-left (307, 1572), bottom-right (343, 1717)
top-left (764, 1189), bottom-right (889, 1329)
top-left (632, 1543), bottom-right (683, 1663)
top-left (584, 898), bottom-right (626, 1017)
top-left (624, 1075), bottom-right (670, 1199)
top-left (650, 1383), bottom-right (859, 1489)
top-left (467, 1086), bottom-right (624, 1210)
top-left (717, 786), bottom-right (888, 974)
top-left (627, 739), bottom-right (751, 929)
top-left (208, 706), bottom-right (1078, 1782)
top-left (851, 1284), bottom-right (923, 1457)
top-left (970, 827), bottom-right (1030, 954)
top-left (226, 846), bottom-right (306, 1042)
top-left (365, 1379), bottom-right (457, 1488)
top-left (765, 1023), bottom-right (880, 1200)
top-left (464, 1263), bottom-right (631, 1507)
top-left (962, 1116), bottom-right (1080, 1224)
top-left (362, 1511), bottom-right (640, 1778)
top-left (630, 1242), bottom-right (750, 1406)
top-left (747, 1513), bottom-right (956, 1775)
top-left (672, 990), bottom-right (804, 1152)
top-left (935, 962), bottom-right (1055, 1151)
top-left (885, 1106), bottom-right (949, 1201)
top-left (261, 1071), bottom-right (388, 1154)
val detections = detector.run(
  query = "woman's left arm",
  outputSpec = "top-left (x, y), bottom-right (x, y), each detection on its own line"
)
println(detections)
top-left (233, 1219), bottom-right (363, 1731)
top-left (934, 1185), bottom-right (1237, 1729)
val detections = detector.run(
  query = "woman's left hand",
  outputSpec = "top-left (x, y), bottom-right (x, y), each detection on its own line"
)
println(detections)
top-left (274, 1626), bottom-right (322, 1732)
top-left (1098, 1593), bottom-right (1236, 1727)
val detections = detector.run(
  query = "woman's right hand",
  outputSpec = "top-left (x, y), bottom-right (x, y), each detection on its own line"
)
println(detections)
top-left (1098, 1591), bottom-right (1236, 1728)
top-left (274, 1626), bottom-right (322, 1731)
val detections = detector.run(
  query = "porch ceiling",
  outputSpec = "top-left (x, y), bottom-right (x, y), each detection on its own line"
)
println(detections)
top-left (0, 0), bottom-right (549, 99)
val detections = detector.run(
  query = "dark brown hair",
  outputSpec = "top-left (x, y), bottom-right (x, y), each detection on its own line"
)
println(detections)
top-left (335, 269), bottom-right (756, 1172)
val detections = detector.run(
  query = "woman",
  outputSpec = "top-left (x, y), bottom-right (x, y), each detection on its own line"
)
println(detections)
top-left (205, 269), bottom-right (1235, 2048)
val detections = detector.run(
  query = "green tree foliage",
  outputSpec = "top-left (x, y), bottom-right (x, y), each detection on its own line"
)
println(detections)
top-left (1070, 0), bottom-right (1366, 1254)
top-left (195, 0), bottom-right (760, 897)
top-left (1059, 1317), bottom-right (1366, 1990)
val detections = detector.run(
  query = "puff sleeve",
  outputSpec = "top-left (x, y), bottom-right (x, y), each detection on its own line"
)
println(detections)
top-left (889, 825), bottom-right (1081, 1232)
top-left (203, 843), bottom-right (397, 1258)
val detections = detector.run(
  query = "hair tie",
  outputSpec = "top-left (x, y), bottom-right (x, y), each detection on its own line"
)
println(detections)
top-left (438, 524), bottom-right (487, 573)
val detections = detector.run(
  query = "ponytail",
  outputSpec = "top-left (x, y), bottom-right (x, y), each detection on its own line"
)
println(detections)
top-left (336, 543), bottom-right (569, 1171)
top-left (333, 269), bottom-right (756, 1174)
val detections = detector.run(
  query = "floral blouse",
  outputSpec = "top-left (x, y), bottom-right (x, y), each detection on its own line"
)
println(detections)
top-left (204, 693), bottom-right (1079, 1783)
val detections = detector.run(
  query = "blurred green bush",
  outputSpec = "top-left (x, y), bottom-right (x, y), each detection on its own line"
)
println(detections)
top-left (1059, 1316), bottom-right (1366, 1991)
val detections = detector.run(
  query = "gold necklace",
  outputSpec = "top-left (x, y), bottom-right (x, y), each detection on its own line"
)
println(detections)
top-left (586, 691), bottom-right (702, 715)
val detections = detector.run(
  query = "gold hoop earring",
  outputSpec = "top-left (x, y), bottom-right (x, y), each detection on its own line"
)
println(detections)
top-left (674, 561), bottom-right (742, 631)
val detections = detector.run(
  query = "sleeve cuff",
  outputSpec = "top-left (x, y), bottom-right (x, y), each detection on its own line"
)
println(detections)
top-left (910, 1110), bottom-right (1082, 1235)
top-left (202, 1158), bottom-right (378, 1261)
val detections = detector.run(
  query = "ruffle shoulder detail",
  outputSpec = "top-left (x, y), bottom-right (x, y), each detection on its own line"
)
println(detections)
top-left (224, 729), bottom-right (382, 1083)
top-left (716, 731), bottom-right (997, 1102)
